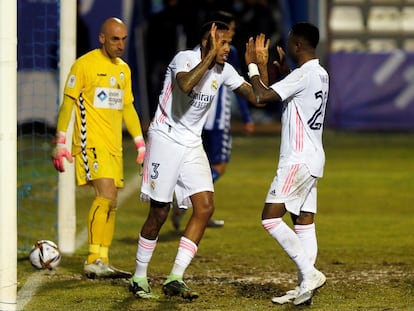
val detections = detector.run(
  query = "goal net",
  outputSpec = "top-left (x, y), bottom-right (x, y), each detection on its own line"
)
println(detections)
top-left (16, 0), bottom-right (77, 260)
top-left (17, 0), bottom-right (61, 255)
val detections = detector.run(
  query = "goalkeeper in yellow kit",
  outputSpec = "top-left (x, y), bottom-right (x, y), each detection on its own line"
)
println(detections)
top-left (52, 17), bottom-right (145, 279)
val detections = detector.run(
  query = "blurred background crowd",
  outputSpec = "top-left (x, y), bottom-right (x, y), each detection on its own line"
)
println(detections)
top-left (75, 0), bottom-right (312, 125)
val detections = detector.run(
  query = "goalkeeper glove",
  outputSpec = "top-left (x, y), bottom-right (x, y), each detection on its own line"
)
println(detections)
top-left (51, 132), bottom-right (73, 172)
top-left (134, 136), bottom-right (146, 165)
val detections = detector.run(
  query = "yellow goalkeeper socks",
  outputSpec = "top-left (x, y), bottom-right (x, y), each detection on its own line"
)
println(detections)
top-left (87, 197), bottom-right (111, 264)
top-left (102, 207), bottom-right (116, 258)
top-left (99, 247), bottom-right (109, 264)
top-left (87, 244), bottom-right (100, 264)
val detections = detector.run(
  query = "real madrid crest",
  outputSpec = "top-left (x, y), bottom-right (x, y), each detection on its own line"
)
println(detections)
top-left (211, 80), bottom-right (218, 91)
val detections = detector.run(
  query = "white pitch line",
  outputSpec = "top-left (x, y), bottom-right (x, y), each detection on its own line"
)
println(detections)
top-left (17, 174), bottom-right (142, 311)
top-left (16, 271), bottom-right (47, 311)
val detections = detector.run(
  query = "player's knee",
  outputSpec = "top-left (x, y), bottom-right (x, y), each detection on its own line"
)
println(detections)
top-left (205, 204), bottom-right (214, 218)
top-left (149, 200), bottom-right (170, 225)
top-left (194, 200), bottom-right (214, 218)
top-left (262, 203), bottom-right (286, 220)
top-left (295, 212), bottom-right (314, 225)
top-left (94, 196), bottom-right (117, 212)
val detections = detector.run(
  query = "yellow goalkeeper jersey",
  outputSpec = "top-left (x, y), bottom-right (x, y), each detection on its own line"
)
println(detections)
top-left (62, 49), bottom-right (137, 157)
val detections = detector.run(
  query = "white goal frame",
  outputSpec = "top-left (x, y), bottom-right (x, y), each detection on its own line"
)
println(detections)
top-left (0, 0), bottom-right (17, 309)
top-left (57, 0), bottom-right (77, 255)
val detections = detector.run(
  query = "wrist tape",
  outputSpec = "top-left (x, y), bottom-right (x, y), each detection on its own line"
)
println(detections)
top-left (248, 63), bottom-right (260, 79)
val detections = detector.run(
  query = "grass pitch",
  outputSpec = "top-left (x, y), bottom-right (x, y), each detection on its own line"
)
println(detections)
top-left (17, 131), bottom-right (414, 310)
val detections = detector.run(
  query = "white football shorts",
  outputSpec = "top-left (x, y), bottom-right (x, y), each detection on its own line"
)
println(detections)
top-left (265, 163), bottom-right (318, 215)
top-left (140, 130), bottom-right (214, 207)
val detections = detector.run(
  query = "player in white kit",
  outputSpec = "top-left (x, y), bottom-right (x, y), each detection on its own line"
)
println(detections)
top-left (245, 22), bottom-right (329, 305)
top-left (129, 21), bottom-right (267, 300)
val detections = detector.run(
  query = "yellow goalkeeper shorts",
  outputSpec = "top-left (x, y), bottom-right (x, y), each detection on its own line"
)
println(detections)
top-left (74, 147), bottom-right (124, 188)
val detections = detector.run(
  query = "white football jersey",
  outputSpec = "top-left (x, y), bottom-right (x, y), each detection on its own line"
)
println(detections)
top-left (270, 59), bottom-right (329, 177)
top-left (149, 49), bottom-right (245, 147)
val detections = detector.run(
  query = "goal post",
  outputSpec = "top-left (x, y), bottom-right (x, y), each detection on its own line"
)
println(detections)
top-left (57, 0), bottom-right (77, 255)
top-left (0, 1), bottom-right (17, 310)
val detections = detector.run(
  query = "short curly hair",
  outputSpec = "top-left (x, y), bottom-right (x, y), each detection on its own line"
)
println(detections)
top-left (291, 22), bottom-right (319, 48)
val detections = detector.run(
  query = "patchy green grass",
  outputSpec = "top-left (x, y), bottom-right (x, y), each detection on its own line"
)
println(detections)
top-left (18, 131), bottom-right (414, 310)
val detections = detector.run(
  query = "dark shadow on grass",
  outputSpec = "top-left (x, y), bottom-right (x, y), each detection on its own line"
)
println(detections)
top-left (116, 276), bottom-right (196, 311)
top-left (117, 295), bottom-right (196, 311)
top-left (158, 229), bottom-right (185, 242)
top-left (232, 280), bottom-right (284, 299)
top-left (230, 280), bottom-right (304, 310)
top-left (118, 236), bottom-right (140, 245)
top-left (118, 229), bottom-right (183, 246)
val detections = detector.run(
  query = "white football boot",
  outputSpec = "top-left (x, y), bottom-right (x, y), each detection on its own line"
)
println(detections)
top-left (271, 286), bottom-right (300, 304)
top-left (293, 269), bottom-right (326, 305)
top-left (84, 258), bottom-right (132, 279)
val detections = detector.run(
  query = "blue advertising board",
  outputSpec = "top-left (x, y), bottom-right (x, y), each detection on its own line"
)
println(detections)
top-left (328, 52), bottom-right (414, 131)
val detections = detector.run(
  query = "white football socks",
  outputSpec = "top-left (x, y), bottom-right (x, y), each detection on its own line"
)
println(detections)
top-left (170, 236), bottom-right (198, 278)
top-left (295, 223), bottom-right (317, 265)
top-left (262, 218), bottom-right (314, 276)
top-left (134, 234), bottom-right (158, 278)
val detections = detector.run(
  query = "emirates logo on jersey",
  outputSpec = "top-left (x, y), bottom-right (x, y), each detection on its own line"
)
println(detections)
top-left (188, 90), bottom-right (214, 109)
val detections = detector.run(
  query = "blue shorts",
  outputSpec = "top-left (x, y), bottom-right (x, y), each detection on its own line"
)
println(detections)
top-left (202, 129), bottom-right (232, 165)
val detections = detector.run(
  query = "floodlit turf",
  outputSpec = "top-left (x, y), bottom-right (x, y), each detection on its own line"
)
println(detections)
top-left (17, 130), bottom-right (414, 310)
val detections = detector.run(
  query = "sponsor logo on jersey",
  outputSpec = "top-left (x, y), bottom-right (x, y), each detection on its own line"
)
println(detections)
top-left (97, 90), bottom-right (108, 102)
top-left (94, 87), bottom-right (124, 110)
top-left (188, 90), bottom-right (215, 109)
